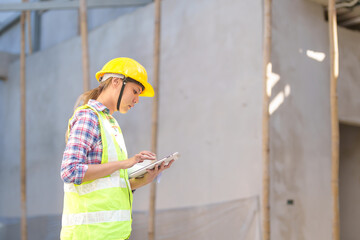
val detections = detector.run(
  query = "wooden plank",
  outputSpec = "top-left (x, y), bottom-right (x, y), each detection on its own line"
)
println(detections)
top-left (262, 0), bottom-right (271, 239)
top-left (79, 0), bottom-right (90, 92)
top-left (20, 1), bottom-right (27, 239)
top-left (0, 0), bottom-right (152, 11)
top-left (148, 0), bottom-right (161, 239)
top-left (328, 0), bottom-right (340, 239)
top-left (26, 10), bottom-right (32, 54)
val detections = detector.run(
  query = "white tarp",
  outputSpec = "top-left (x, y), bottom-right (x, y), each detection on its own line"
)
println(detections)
top-left (131, 196), bottom-right (261, 240)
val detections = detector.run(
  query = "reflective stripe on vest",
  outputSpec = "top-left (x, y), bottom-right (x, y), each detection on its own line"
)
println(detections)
top-left (62, 209), bottom-right (131, 226)
top-left (63, 172), bottom-right (128, 195)
top-left (61, 105), bottom-right (133, 240)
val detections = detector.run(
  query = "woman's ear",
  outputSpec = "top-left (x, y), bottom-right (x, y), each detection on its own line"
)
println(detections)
top-left (111, 77), bottom-right (122, 88)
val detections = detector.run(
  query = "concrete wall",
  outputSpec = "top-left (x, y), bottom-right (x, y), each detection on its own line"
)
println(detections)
top-left (271, 0), bottom-right (332, 239)
top-left (0, 0), bottom-right (263, 238)
top-left (339, 124), bottom-right (360, 240)
top-left (271, 0), bottom-right (360, 239)
top-left (336, 17), bottom-right (360, 240)
top-left (0, 0), bottom-right (22, 54)
top-left (338, 27), bottom-right (360, 125)
top-left (0, 6), bottom-right (137, 54)
top-left (39, 7), bottom-right (137, 51)
top-left (0, 22), bottom-right (22, 54)
top-left (142, 0), bottom-right (263, 210)
top-left (0, 52), bottom-right (18, 80)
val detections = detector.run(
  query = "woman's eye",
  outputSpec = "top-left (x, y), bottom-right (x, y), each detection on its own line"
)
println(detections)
top-left (134, 90), bottom-right (138, 94)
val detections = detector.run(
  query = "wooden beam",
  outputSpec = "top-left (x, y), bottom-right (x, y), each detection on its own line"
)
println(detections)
top-left (26, 10), bottom-right (32, 54)
top-left (0, 0), bottom-right (152, 11)
top-left (20, 1), bottom-right (27, 239)
top-left (262, 0), bottom-right (272, 240)
top-left (79, 0), bottom-right (90, 92)
top-left (148, 0), bottom-right (161, 239)
top-left (328, 0), bottom-right (340, 239)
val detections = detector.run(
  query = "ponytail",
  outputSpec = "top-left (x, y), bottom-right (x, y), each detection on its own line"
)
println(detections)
top-left (73, 78), bottom-right (112, 110)
top-left (66, 78), bottom-right (113, 143)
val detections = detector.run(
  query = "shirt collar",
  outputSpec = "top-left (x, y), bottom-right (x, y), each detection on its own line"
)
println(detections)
top-left (88, 99), bottom-right (110, 114)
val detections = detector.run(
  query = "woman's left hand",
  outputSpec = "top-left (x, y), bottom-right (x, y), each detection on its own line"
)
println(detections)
top-left (144, 160), bottom-right (175, 184)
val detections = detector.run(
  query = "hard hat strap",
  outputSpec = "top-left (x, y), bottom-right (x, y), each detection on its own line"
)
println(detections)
top-left (117, 79), bottom-right (127, 111)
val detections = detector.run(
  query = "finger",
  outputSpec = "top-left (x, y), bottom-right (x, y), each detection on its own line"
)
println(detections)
top-left (146, 164), bottom-right (159, 173)
top-left (164, 162), bottom-right (173, 169)
top-left (140, 152), bottom-right (156, 159)
top-left (153, 164), bottom-right (160, 173)
top-left (144, 156), bottom-right (156, 161)
top-left (141, 151), bottom-right (156, 157)
top-left (140, 154), bottom-right (155, 161)
top-left (165, 160), bottom-right (175, 168)
top-left (159, 162), bottom-right (166, 170)
top-left (160, 160), bottom-right (173, 170)
top-left (146, 169), bottom-right (155, 174)
top-left (155, 163), bottom-right (166, 174)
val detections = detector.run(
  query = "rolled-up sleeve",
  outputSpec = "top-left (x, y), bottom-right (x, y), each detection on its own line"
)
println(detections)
top-left (61, 110), bottom-right (100, 185)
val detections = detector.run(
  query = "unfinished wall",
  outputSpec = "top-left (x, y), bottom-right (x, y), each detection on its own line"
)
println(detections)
top-left (271, 0), bottom-right (332, 239)
top-left (0, 7), bottom-right (137, 54)
top-left (0, 0), bottom-right (263, 239)
top-left (337, 27), bottom-right (360, 125)
top-left (0, 22), bottom-right (22, 54)
top-left (339, 124), bottom-right (360, 240)
top-left (39, 7), bottom-right (137, 51)
top-left (140, 0), bottom-right (263, 210)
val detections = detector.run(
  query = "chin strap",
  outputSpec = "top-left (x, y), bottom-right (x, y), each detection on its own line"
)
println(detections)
top-left (117, 78), bottom-right (127, 111)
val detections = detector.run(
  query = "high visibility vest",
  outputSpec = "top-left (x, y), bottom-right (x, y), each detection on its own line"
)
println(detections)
top-left (61, 105), bottom-right (133, 240)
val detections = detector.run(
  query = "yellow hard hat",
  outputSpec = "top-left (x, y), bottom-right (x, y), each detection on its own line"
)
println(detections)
top-left (95, 57), bottom-right (154, 97)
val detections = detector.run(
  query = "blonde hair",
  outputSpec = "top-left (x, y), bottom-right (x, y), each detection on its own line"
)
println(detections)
top-left (66, 78), bottom-right (113, 143)
top-left (73, 78), bottom-right (113, 110)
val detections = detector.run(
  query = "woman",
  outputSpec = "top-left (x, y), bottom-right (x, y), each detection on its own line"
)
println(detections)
top-left (60, 57), bottom-right (173, 240)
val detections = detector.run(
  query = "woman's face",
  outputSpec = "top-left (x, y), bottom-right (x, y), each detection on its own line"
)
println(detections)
top-left (118, 81), bottom-right (142, 114)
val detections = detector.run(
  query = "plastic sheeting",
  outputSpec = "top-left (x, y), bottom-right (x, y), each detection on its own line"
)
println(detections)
top-left (0, 196), bottom-right (260, 240)
top-left (0, 215), bottom-right (62, 240)
top-left (131, 196), bottom-right (261, 240)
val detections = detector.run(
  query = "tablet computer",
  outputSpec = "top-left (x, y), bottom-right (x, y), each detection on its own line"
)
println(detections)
top-left (128, 152), bottom-right (180, 179)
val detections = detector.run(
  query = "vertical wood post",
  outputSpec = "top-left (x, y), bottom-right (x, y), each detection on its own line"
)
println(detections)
top-left (262, 0), bottom-right (272, 239)
top-left (26, 10), bottom-right (32, 54)
top-left (328, 0), bottom-right (340, 239)
top-left (148, 0), bottom-right (161, 239)
top-left (20, 4), bottom-right (27, 240)
top-left (79, 0), bottom-right (90, 92)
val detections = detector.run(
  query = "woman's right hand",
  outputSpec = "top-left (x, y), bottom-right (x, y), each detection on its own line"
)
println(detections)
top-left (127, 151), bottom-right (156, 168)
top-left (83, 151), bottom-right (156, 182)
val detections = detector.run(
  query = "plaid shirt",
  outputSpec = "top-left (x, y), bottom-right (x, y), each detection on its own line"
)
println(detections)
top-left (61, 99), bottom-right (118, 185)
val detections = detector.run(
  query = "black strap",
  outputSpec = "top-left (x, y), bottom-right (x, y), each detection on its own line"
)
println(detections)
top-left (116, 79), bottom-right (127, 111)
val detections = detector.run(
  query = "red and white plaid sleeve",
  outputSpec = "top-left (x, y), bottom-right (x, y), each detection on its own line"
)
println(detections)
top-left (61, 108), bottom-right (101, 185)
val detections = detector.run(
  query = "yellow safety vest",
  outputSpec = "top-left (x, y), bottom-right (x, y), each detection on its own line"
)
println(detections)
top-left (61, 105), bottom-right (133, 240)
